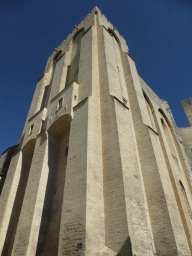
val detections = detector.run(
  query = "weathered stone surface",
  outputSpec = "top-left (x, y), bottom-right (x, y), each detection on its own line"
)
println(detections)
top-left (0, 6), bottom-right (192, 256)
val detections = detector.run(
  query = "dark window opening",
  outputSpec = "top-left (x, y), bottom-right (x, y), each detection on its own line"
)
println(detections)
top-left (161, 118), bottom-right (164, 125)
top-left (57, 98), bottom-right (63, 111)
top-left (77, 243), bottom-right (82, 249)
top-left (29, 124), bottom-right (34, 135)
top-left (65, 147), bottom-right (68, 157)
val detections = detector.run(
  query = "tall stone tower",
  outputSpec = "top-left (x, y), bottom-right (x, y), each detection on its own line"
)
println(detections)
top-left (1, 6), bottom-right (192, 256)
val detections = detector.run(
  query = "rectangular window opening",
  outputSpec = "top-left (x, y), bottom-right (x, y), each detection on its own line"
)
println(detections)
top-left (29, 124), bottom-right (34, 135)
top-left (57, 98), bottom-right (63, 111)
top-left (65, 147), bottom-right (68, 157)
top-left (77, 243), bottom-right (82, 249)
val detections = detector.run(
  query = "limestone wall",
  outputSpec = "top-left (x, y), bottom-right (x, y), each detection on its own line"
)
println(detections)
top-left (0, 6), bottom-right (192, 256)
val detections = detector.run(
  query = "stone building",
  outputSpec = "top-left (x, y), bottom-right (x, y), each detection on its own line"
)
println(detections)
top-left (0, 6), bottom-right (192, 256)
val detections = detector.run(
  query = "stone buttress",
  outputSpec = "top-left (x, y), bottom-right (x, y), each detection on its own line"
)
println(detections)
top-left (0, 6), bottom-right (192, 256)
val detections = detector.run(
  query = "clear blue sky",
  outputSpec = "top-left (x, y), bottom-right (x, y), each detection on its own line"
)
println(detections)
top-left (0, 0), bottom-right (192, 154)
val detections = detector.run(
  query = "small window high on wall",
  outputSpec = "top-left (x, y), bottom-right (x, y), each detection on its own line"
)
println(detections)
top-left (29, 124), bottom-right (34, 135)
top-left (56, 98), bottom-right (63, 111)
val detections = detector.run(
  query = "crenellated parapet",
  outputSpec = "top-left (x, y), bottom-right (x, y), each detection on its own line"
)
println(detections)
top-left (44, 6), bottom-right (129, 73)
top-left (181, 97), bottom-right (192, 126)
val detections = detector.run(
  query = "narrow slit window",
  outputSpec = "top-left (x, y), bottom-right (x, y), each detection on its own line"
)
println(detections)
top-left (57, 98), bottom-right (63, 111)
top-left (29, 124), bottom-right (34, 135)
top-left (65, 147), bottom-right (68, 157)
top-left (122, 97), bottom-right (127, 104)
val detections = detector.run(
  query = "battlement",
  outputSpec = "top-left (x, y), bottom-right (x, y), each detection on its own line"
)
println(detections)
top-left (44, 6), bottom-right (129, 73)
top-left (181, 97), bottom-right (192, 107)
top-left (1, 7), bottom-right (192, 256)
top-left (181, 98), bottom-right (192, 126)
